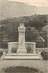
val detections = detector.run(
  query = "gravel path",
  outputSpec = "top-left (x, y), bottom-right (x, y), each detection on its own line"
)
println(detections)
top-left (0, 59), bottom-right (48, 73)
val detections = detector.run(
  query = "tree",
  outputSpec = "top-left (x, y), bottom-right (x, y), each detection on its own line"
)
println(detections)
top-left (25, 27), bottom-right (40, 42)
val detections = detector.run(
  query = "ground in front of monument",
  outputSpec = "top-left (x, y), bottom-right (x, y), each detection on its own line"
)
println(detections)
top-left (0, 59), bottom-right (48, 73)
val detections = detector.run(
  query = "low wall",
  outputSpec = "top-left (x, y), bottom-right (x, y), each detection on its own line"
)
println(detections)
top-left (7, 42), bottom-right (44, 54)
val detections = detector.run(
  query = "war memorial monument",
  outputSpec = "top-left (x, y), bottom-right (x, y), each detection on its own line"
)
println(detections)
top-left (2, 23), bottom-right (41, 59)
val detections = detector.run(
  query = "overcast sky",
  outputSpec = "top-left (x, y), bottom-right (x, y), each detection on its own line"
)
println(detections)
top-left (9, 0), bottom-right (48, 7)
top-left (0, 0), bottom-right (48, 20)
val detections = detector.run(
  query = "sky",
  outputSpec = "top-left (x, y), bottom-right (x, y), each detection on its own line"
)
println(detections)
top-left (9, 0), bottom-right (48, 7)
top-left (0, 0), bottom-right (48, 20)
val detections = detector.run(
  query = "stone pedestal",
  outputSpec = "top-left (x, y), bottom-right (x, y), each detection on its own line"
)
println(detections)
top-left (8, 42), bottom-right (17, 54)
top-left (31, 42), bottom-right (36, 54)
top-left (8, 43), bottom-right (12, 54)
top-left (33, 43), bottom-right (36, 54)
top-left (17, 23), bottom-right (27, 53)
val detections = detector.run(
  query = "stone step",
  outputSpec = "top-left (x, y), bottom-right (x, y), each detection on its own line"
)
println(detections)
top-left (2, 54), bottom-right (42, 60)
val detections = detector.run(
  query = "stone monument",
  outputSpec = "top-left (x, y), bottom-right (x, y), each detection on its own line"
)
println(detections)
top-left (2, 23), bottom-right (42, 60)
top-left (17, 23), bottom-right (27, 53)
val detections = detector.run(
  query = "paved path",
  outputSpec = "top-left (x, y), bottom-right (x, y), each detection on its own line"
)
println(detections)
top-left (0, 59), bottom-right (48, 73)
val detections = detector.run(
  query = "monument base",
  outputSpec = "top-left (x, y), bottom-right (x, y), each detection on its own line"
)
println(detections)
top-left (17, 48), bottom-right (27, 53)
top-left (2, 53), bottom-right (42, 60)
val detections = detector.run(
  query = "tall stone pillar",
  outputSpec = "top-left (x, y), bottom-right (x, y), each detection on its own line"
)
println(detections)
top-left (17, 23), bottom-right (27, 53)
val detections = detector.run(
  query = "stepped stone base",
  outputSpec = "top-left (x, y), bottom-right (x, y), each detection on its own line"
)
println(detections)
top-left (2, 53), bottom-right (42, 60)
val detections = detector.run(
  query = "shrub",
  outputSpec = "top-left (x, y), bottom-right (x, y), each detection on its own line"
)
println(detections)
top-left (41, 50), bottom-right (48, 60)
top-left (0, 50), bottom-right (3, 57)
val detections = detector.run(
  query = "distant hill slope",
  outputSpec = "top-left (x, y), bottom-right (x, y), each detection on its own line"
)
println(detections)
top-left (0, 15), bottom-right (48, 31)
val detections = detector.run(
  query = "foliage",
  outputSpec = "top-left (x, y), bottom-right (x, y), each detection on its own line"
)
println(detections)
top-left (41, 50), bottom-right (48, 60)
top-left (0, 50), bottom-right (3, 57)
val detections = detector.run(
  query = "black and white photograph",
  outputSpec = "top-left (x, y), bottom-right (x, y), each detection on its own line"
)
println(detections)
top-left (0, 0), bottom-right (48, 73)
